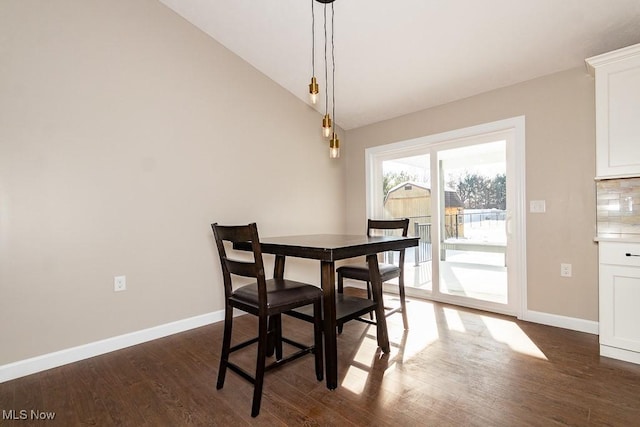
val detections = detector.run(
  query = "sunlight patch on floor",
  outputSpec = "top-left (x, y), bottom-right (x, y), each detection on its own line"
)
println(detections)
top-left (480, 315), bottom-right (547, 360)
top-left (342, 364), bottom-right (369, 395)
top-left (352, 333), bottom-right (382, 367)
top-left (443, 307), bottom-right (466, 333)
top-left (340, 301), bottom-right (548, 398)
top-left (398, 302), bottom-right (440, 361)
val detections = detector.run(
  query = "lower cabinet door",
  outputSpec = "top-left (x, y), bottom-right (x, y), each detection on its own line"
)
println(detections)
top-left (599, 264), bottom-right (640, 353)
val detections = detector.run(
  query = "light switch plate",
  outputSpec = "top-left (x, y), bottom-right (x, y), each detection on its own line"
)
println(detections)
top-left (530, 200), bottom-right (546, 213)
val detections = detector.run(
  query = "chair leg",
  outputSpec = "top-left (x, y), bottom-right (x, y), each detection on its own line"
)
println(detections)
top-left (366, 281), bottom-right (374, 320)
top-left (217, 305), bottom-right (234, 390)
top-left (251, 315), bottom-right (268, 418)
top-left (272, 314), bottom-right (283, 361)
top-left (337, 272), bottom-right (344, 334)
top-left (398, 277), bottom-right (409, 330)
top-left (313, 300), bottom-right (324, 381)
top-left (266, 316), bottom-right (275, 357)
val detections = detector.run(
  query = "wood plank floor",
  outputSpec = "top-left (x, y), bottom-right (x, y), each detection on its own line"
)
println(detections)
top-left (2, 290), bottom-right (640, 426)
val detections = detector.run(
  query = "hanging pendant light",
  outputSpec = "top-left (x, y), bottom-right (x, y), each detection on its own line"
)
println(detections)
top-left (321, 1), bottom-right (331, 139)
top-left (328, 1), bottom-right (339, 158)
top-left (308, 1), bottom-right (318, 104)
top-left (309, 77), bottom-right (319, 104)
top-left (309, 0), bottom-right (339, 158)
top-left (329, 132), bottom-right (340, 158)
top-left (322, 114), bottom-right (332, 137)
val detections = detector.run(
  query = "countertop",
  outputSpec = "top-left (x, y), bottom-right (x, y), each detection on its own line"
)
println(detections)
top-left (594, 236), bottom-right (640, 244)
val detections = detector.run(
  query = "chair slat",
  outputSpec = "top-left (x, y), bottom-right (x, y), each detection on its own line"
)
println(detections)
top-left (225, 258), bottom-right (260, 278)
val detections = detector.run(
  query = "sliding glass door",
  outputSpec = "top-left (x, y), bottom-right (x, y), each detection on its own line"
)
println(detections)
top-left (365, 118), bottom-right (525, 316)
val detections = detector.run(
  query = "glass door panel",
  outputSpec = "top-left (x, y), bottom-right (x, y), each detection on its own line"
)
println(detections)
top-left (438, 141), bottom-right (508, 304)
top-left (380, 155), bottom-right (432, 293)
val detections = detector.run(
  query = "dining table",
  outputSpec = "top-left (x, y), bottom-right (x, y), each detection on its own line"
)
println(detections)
top-left (240, 233), bottom-right (419, 390)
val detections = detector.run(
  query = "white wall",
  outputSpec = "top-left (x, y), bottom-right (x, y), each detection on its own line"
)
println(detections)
top-left (0, 0), bottom-right (345, 365)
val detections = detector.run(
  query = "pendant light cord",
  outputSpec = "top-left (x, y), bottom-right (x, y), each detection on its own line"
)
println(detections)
top-left (311, 0), bottom-right (315, 77)
top-left (331, 3), bottom-right (335, 133)
top-left (324, 4), bottom-right (329, 116)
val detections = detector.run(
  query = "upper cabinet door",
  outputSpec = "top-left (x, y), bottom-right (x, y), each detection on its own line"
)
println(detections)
top-left (587, 44), bottom-right (640, 179)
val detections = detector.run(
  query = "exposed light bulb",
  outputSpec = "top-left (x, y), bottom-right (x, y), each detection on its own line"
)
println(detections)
top-left (309, 76), bottom-right (319, 104)
top-left (322, 114), bottom-right (332, 137)
top-left (329, 132), bottom-right (340, 158)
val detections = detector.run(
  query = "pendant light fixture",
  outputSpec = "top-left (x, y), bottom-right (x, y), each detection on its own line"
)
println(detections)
top-left (322, 114), bottom-right (332, 138)
top-left (309, 0), bottom-right (339, 158)
top-left (329, 133), bottom-right (340, 158)
top-left (308, 0), bottom-right (318, 104)
top-left (328, 2), bottom-right (339, 158)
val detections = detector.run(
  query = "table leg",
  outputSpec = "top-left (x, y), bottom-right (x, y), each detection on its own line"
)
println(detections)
top-left (273, 255), bottom-right (285, 279)
top-left (367, 254), bottom-right (390, 353)
top-left (321, 260), bottom-right (338, 390)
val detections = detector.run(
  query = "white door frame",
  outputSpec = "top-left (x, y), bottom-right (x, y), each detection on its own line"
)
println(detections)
top-left (365, 116), bottom-right (526, 318)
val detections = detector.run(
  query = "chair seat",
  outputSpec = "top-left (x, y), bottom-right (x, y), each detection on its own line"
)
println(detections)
top-left (337, 262), bottom-right (400, 281)
top-left (232, 278), bottom-right (322, 310)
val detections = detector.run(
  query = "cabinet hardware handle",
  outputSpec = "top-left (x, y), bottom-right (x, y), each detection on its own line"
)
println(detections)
top-left (625, 253), bottom-right (640, 257)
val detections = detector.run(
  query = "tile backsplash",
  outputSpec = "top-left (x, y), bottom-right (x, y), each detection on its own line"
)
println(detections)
top-left (596, 177), bottom-right (640, 238)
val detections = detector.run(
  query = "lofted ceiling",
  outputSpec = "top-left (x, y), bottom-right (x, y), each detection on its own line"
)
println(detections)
top-left (159, 0), bottom-right (640, 131)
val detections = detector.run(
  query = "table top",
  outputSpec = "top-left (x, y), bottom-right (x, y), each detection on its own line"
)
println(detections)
top-left (252, 233), bottom-right (419, 262)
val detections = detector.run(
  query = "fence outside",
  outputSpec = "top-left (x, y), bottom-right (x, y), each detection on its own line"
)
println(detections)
top-left (406, 210), bottom-right (506, 265)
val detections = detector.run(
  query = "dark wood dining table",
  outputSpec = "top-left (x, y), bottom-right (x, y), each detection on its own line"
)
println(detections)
top-left (247, 233), bottom-right (419, 390)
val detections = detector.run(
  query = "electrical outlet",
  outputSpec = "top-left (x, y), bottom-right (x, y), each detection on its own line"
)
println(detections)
top-left (560, 263), bottom-right (572, 278)
top-left (114, 275), bottom-right (127, 292)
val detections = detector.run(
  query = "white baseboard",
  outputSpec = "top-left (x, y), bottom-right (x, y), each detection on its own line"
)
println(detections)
top-left (600, 345), bottom-right (640, 365)
top-left (520, 309), bottom-right (599, 335)
top-left (0, 310), bottom-right (225, 383)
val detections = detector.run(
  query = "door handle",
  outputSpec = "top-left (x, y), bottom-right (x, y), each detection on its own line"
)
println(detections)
top-left (625, 253), bottom-right (640, 257)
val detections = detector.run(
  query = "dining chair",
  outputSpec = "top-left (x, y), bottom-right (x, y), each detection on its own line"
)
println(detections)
top-left (211, 223), bottom-right (323, 418)
top-left (336, 218), bottom-right (410, 332)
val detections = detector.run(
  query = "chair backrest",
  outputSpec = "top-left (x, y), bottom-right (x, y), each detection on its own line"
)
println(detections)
top-left (367, 218), bottom-right (409, 237)
top-left (211, 222), bottom-right (268, 308)
top-left (367, 218), bottom-right (410, 266)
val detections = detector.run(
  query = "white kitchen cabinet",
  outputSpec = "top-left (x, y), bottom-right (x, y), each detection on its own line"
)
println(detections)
top-left (586, 43), bottom-right (640, 179)
top-left (598, 241), bottom-right (640, 364)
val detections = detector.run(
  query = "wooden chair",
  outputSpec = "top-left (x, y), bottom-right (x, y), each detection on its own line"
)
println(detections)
top-left (336, 218), bottom-right (410, 331)
top-left (211, 223), bottom-right (323, 417)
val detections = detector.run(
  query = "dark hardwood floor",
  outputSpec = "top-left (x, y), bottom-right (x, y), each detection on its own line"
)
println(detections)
top-left (2, 290), bottom-right (640, 426)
